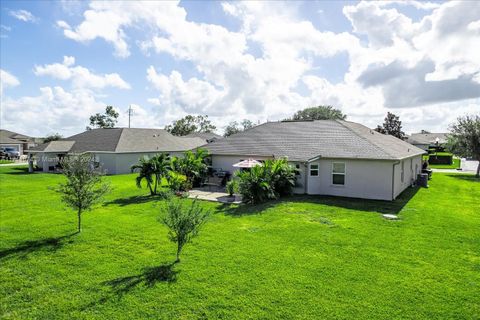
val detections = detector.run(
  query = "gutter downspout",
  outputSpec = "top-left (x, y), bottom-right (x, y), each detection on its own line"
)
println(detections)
top-left (391, 161), bottom-right (401, 201)
top-left (304, 162), bottom-right (308, 194)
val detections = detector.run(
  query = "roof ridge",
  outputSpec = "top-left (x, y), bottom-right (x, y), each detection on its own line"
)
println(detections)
top-left (113, 128), bottom-right (125, 152)
top-left (335, 120), bottom-right (397, 159)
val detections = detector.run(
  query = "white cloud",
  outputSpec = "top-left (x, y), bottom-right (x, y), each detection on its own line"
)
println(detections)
top-left (58, 1), bottom-right (187, 58)
top-left (377, 1), bottom-right (441, 11)
top-left (8, 9), bottom-right (37, 22)
top-left (56, 20), bottom-right (71, 29)
top-left (1, 86), bottom-right (104, 136)
top-left (9, 1), bottom-right (480, 135)
top-left (0, 69), bottom-right (20, 95)
top-left (34, 56), bottom-right (131, 90)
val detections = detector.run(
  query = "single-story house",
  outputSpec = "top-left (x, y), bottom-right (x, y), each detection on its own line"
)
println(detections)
top-left (0, 129), bottom-right (37, 155)
top-left (202, 120), bottom-right (425, 201)
top-left (407, 133), bottom-right (448, 151)
top-left (28, 128), bottom-right (205, 174)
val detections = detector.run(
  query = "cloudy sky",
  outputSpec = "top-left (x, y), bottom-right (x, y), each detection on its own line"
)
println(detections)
top-left (1, 0), bottom-right (479, 137)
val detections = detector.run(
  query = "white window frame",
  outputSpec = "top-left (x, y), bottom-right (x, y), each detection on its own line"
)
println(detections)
top-left (309, 163), bottom-right (319, 177)
top-left (332, 162), bottom-right (346, 185)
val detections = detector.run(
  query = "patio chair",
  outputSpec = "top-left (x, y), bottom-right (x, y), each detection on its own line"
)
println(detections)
top-left (203, 175), bottom-right (224, 191)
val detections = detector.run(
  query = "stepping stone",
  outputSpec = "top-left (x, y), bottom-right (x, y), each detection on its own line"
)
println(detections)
top-left (382, 214), bottom-right (399, 220)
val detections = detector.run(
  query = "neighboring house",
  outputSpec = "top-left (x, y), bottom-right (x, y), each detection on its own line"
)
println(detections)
top-left (184, 132), bottom-right (222, 143)
top-left (28, 128), bottom-right (205, 174)
top-left (0, 129), bottom-right (37, 155)
top-left (202, 120), bottom-right (425, 201)
top-left (407, 133), bottom-right (448, 151)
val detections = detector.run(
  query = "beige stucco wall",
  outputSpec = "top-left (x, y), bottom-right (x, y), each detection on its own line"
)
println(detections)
top-left (96, 152), bottom-right (184, 175)
top-left (392, 155), bottom-right (422, 199)
top-left (35, 152), bottom-right (61, 172)
top-left (307, 158), bottom-right (394, 200)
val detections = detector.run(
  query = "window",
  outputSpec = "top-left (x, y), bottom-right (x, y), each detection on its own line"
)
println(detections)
top-left (332, 162), bottom-right (345, 185)
top-left (295, 164), bottom-right (301, 176)
top-left (309, 164), bottom-right (319, 176)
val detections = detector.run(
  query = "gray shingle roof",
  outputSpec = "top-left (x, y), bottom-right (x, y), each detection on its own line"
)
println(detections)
top-left (184, 132), bottom-right (222, 141)
top-left (407, 133), bottom-right (448, 145)
top-left (203, 120), bottom-right (425, 161)
top-left (0, 129), bottom-right (32, 144)
top-left (42, 141), bottom-right (76, 152)
top-left (29, 128), bottom-right (205, 153)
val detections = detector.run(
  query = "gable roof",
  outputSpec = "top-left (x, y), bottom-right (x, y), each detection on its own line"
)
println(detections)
top-left (203, 120), bottom-right (425, 161)
top-left (184, 132), bottom-right (222, 142)
top-left (29, 128), bottom-right (205, 153)
top-left (407, 133), bottom-right (448, 145)
top-left (0, 129), bottom-right (32, 144)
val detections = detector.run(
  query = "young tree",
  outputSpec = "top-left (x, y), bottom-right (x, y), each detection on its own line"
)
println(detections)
top-left (374, 112), bottom-right (406, 140)
top-left (290, 105), bottom-right (347, 121)
top-left (161, 199), bottom-right (210, 262)
top-left (165, 115), bottom-right (216, 136)
top-left (447, 115), bottom-right (480, 177)
top-left (56, 154), bottom-right (110, 233)
top-left (43, 133), bottom-right (63, 143)
top-left (223, 119), bottom-right (255, 137)
top-left (87, 106), bottom-right (119, 130)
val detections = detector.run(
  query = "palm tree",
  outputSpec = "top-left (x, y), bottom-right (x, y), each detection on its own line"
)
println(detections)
top-left (131, 156), bottom-right (155, 195)
top-left (150, 153), bottom-right (171, 194)
top-left (171, 149), bottom-right (209, 186)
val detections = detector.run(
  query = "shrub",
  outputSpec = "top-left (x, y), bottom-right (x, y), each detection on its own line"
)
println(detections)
top-left (156, 188), bottom-right (174, 200)
top-left (235, 159), bottom-right (296, 204)
top-left (263, 159), bottom-right (296, 197)
top-left (168, 172), bottom-right (191, 192)
top-left (170, 148), bottom-right (209, 187)
top-left (226, 179), bottom-right (238, 196)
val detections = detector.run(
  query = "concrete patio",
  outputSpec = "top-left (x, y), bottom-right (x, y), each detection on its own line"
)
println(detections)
top-left (188, 188), bottom-right (243, 204)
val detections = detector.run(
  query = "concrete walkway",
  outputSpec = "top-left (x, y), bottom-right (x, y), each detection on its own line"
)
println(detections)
top-left (431, 168), bottom-right (474, 174)
top-left (188, 188), bottom-right (243, 204)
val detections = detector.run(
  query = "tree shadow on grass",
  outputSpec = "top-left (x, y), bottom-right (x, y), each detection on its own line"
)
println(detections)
top-left (103, 262), bottom-right (178, 296)
top-left (103, 194), bottom-right (162, 207)
top-left (0, 233), bottom-right (77, 261)
top-left (446, 174), bottom-right (479, 182)
top-left (217, 186), bottom-right (420, 217)
top-left (216, 200), bottom-right (281, 217)
top-left (3, 166), bottom-right (31, 175)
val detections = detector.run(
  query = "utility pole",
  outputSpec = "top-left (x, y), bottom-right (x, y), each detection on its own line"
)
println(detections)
top-left (126, 105), bottom-right (134, 128)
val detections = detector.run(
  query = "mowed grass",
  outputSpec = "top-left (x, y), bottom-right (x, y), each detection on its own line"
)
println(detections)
top-left (1, 166), bottom-right (479, 319)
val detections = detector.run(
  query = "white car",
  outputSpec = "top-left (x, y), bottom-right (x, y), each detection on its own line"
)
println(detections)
top-left (0, 147), bottom-right (20, 159)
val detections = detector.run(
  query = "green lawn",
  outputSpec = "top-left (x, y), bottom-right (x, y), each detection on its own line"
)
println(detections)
top-left (0, 160), bottom-right (14, 164)
top-left (1, 166), bottom-right (479, 319)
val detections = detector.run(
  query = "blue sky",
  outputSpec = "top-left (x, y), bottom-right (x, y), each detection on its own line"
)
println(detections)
top-left (1, 1), bottom-right (479, 137)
